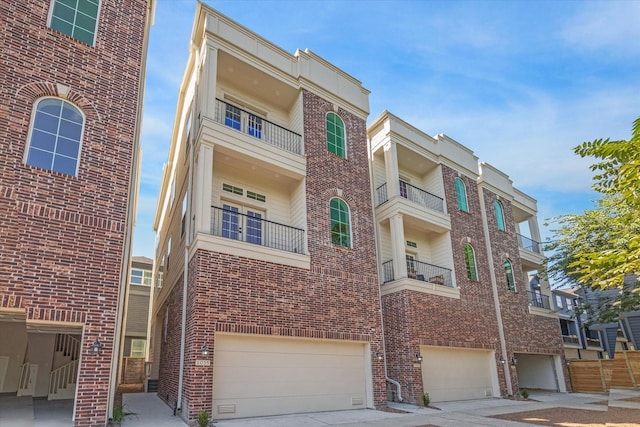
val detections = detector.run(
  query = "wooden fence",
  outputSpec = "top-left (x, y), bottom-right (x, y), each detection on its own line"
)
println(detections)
top-left (568, 351), bottom-right (640, 393)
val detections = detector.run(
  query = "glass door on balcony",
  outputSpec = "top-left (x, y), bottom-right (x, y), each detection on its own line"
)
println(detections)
top-left (406, 254), bottom-right (416, 278)
top-left (225, 104), bottom-right (241, 130)
top-left (400, 179), bottom-right (409, 198)
top-left (221, 203), bottom-right (264, 245)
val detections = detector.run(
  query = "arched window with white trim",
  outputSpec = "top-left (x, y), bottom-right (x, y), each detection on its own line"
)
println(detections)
top-left (330, 197), bottom-right (351, 247)
top-left (326, 112), bottom-right (346, 158)
top-left (504, 259), bottom-right (515, 291)
top-left (494, 200), bottom-right (505, 231)
top-left (463, 243), bottom-right (478, 280)
top-left (25, 97), bottom-right (84, 176)
top-left (454, 177), bottom-right (468, 212)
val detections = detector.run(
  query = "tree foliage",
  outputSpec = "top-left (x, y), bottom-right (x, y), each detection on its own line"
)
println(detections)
top-left (545, 117), bottom-right (640, 320)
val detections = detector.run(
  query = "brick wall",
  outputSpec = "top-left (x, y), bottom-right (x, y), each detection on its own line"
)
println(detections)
top-left (481, 188), bottom-right (569, 392)
top-left (0, 1), bottom-right (149, 425)
top-left (158, 89), bottom-right (386, 422)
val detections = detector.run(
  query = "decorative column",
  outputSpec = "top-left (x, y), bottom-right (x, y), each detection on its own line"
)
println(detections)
top-left (383, 142), bottom-right (400, 200)
top-left (389, 214), bottom-right (407, 279)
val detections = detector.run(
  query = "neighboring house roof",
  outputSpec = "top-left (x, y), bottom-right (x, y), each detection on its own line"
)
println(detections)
top-left (132, 255), bottom-right (153, 266)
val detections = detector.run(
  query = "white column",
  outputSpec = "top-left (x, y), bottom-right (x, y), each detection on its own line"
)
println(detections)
top-left (194, 144), bottom-right (214, 234)
top-left (198, 40), bottom-right (218, 121)
top-left (389, 214), bottom-right (407, 279)
top-left (383, 142), bottom-right (400, 199)
top-left (528, 217), bottom-right (542, 249)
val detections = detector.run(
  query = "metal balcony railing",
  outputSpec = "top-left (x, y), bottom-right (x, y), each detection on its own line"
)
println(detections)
top-left (375, 181), bottom-right (444, 213)
top-left (214, 98), bottom-right (302, 155)
top-left (210, 206), bottom-right (304, 254)
top-left (517, 233), bottom-right (542, 254)
top-left (382, 259), bottom-right (453, 287)
top-left (562, 335), bottom-right (580, 345)
top-left (586, 337), bottom-right (602, 348)
top-left (528, 291), bottom-right (552, 309)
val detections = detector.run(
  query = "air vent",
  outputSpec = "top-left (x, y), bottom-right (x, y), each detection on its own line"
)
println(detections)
top-left (217, 404), bottom-right (236, 414)
top-left (351, 396), bottom-right (364, 405)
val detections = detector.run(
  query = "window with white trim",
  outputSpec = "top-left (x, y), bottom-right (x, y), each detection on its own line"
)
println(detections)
top-left (504, 259), bottom-right (515, 291)
top-left (330, 198), bottom-right (351, 247)
top-left (25, 97), bottom-right (84, 176)
top-left (49, 0), bottom-right (100, 45)
top-left (494, 200), bottom-right (506, 231)
top-left (463, 243), bottom-right (478, 280)
top-left (130, 268), bottom-right (152, 286)
top-left (454, 177), bottom-right (468, 212)
top-left (326, 112), bottom-right (346, 158)
top-left (130, 339), bottom-right (146, 357)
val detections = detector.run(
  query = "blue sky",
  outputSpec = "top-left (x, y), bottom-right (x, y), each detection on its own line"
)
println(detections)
top-left (134, 0), bottom-right (640, 258)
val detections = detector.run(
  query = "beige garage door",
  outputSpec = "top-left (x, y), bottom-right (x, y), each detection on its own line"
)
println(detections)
top-left (213, 334), bottom-right (368, 419)
top-left (421, 346), bottom-right (496, 402)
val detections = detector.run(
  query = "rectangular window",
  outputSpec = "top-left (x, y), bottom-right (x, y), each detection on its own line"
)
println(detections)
top-left (50, 0), bottom-right (99, 46)
top-left (142, 270), bottom-right (152, 286)
top-left (224, 104), bottom-right (241, 130)
top-left (247, 113), bottom-right (262, 139)
top-left (222, 204), bottom-right (240, 240)
top-left (130, 339), bottom-right (146, 357)
top-left (222, 183), bottom-right (243, 196)
top-left (246, 210), bottom-right (263, 245)
top-left (246, 191), bottom-right (266, 202)
top-left (181, 195), bottom-right (187, 237)
top-left (130, 268), bottom-right (143, 285)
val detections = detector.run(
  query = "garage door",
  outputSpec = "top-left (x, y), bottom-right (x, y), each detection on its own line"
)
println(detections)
top-left (515, 353), bottom-right (558, 390)
top-left (421, 346), bottom-right (496, 402)
top-left (213, 334), bottom-right (369, 419)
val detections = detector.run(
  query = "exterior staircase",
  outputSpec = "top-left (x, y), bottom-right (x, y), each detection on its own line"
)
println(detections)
top-left (48, 334), bottom-right (80, 400)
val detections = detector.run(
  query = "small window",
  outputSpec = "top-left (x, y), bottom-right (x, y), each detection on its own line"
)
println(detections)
top-left (330, 198), bottom-right (351, 247)
top-left (326, 112), bottom-right (346, 158)
top-left (247, 191), bottom-right (266, 202)
top-left (181, 195), bottom-right (187, 237)
top-left (49, 0), bottom-right (100, 45)
top-left (130, 268), bottom-right (143, 285)
top-left (130, 339), bottom-right (146, 357)
top-left (463, 244), bottom-right (478, 280)
top-left (25, 97), bottom-right (84, 176)
top-left (504, 259), bottom-right (515, 291)
top-left (494, 200), bottom-right (505, 231)
top-left (454, 177), bottom-right (468, 212)
top-left (142, 270), bottom-right (152, 286)
top-left (222, 183), bottom-right (243, 196)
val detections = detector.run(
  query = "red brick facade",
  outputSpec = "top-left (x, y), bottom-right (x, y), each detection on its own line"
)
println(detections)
top-left (0, 1), bottom-right (149, 425)
top-left (157, 89), bottom-right (386, 421)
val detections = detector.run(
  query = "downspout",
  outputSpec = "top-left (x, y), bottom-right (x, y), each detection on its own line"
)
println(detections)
top-left (478, 184), bottom-right (513, 396)
top-left (368, 138), bottom-right (403, 402)
top-left (107, 0), bottom-right (155, 419)
top-left (176, 53), bottom-right (197, 414)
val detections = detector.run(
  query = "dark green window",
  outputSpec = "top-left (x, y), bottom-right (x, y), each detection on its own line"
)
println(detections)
top-left (330, 198), bottom-right (350, 247)
top-left (50, 0), bottom-right (100, 45)
top-left (504, 259), bottom-right (515, 291)
top-left (494, 200), bottom-right (505, 231)
top-left (455, 177), bottom-right (468, 212)
top-left (463, 243), bottom-right (477, 280)
top-left (326, 112), bottom-right (345, 158)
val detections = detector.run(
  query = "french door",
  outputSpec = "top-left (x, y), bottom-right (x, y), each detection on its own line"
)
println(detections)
top-left (221, 203), bottom-right (264, 245)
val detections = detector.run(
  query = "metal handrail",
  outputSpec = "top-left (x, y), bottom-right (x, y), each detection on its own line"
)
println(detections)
top-left (210, 205), bottom-right (304, 254)
top-left (517, 233), bottom-right (542, 254)
top-left (214, 98), bottom-right (302, 154)
top-left (400, 181), bottom-right (444, 213)
top-left (528, 291), bottom-right (551, 309)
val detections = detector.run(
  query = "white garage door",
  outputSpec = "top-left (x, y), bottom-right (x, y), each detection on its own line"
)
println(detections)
top-left (213, 334), bottom-right (369, 419)
top-left (421, 346), bottom-right (496, 402)
top-left (515, 353), bottom-right (558, 390)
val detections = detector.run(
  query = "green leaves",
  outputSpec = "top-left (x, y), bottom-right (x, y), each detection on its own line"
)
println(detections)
top-left (545, 116), bottom-right (640, 321)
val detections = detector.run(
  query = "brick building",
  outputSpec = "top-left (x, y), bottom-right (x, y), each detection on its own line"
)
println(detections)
top-left (0, 1), bottom-right (153, 425)
top-left (149, 3), bottom-right (385, 423)
top-left (368, 112), bottom-right (569, 403)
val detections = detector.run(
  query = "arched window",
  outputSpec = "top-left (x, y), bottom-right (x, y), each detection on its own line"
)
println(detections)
top-left (504, 259), bottom-right (515, 291)
top-left (330, 198), bottom-right (351, 247)
top-left (463, 243), bottom-right (478, 280)
top-left (326, 112), bottom-right (346, 158)
top-left (25, 97), bottom-right (84, 176)
top-left (494, 200), bottom-right (505, 231)
top-left (454, 177), bottom-right (468, 212)
top-left (49, 0), bottom-right (100, 46)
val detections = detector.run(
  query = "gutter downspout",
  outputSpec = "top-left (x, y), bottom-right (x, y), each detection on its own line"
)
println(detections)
top-left (176, 55), bottom-right (197, 415)
top-left (107, 0), bottom-right (155, 420)
top-left (478, 184), bottom-right (513, 396)
top-left (368, 138), bottom-right (403, 402)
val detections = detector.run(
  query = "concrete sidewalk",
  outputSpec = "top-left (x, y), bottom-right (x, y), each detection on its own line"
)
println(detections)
top-left (121, 390), bottom-right (608, 427)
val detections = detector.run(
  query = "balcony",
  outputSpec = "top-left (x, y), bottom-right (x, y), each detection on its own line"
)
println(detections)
top-left (213, 98), bottom-right (302, 155)
top-left (586, 337), bottom-right (602, 348)
top-left (375, 182), bottom-right (444, 213)
top-left (562, 335), bottom-right (580, 345)
top-left (382, 259), bottom-right (453, 287)
top-left (528, 291), bottom-right (552, 310)
top-left (517, 233), bottom-right (542, 254)
top-left (210, 205), bottom-right (304, 254)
